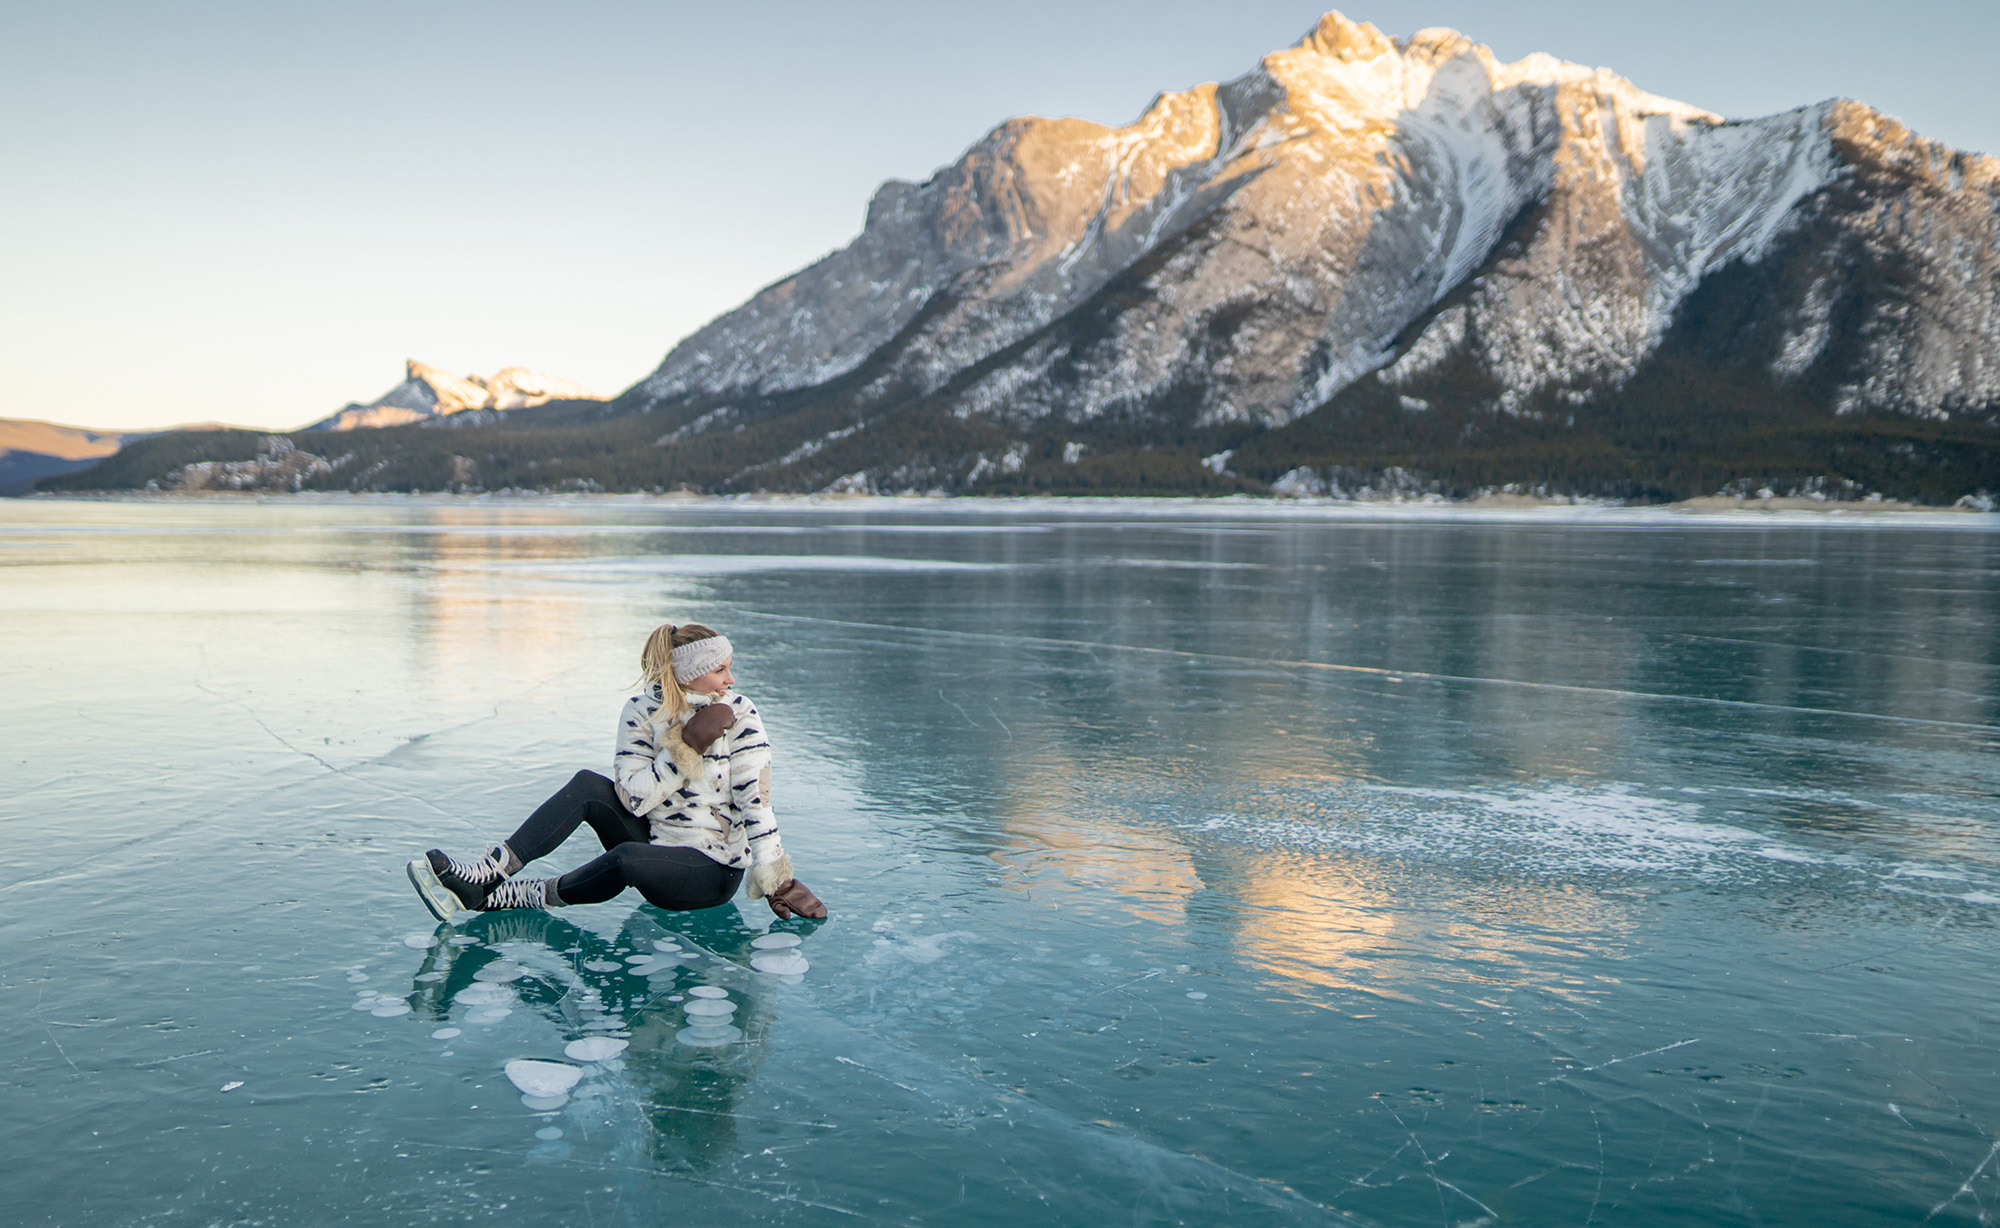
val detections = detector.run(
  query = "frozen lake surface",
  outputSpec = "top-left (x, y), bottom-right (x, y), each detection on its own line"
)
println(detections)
top-left (4, 497), bottom-right (1999, 1225)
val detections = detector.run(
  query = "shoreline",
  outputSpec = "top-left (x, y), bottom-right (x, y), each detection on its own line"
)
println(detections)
top-left (9, 488), bottom-right (1998, 528)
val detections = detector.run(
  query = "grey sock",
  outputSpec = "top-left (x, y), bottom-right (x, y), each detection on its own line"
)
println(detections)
top-left (497, 843), bottom-right (523, 877)
top-left (543, 878), bottom-right (565, 908)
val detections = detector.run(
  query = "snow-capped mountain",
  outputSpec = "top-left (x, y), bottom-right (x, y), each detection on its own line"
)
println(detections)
top-left (307, 360), bottom-right (601, 431)
top-left (619, 10), bottom-right (1999, 498)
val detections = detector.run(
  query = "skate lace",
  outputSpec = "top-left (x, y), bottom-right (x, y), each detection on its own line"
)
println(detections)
top-left (483, 878), bottom-right (547, 910)
top-left (443, 850), bottom-right (502, 885)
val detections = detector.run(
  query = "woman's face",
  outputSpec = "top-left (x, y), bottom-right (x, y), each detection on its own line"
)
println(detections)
top-left (685, 658), bottom-right (733, 698)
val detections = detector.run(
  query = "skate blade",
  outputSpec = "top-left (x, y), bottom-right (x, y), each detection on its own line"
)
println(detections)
top-left (406, 857), bottom-right (466, 923)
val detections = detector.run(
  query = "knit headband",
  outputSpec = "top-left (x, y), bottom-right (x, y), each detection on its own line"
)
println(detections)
top-left (669, 635), bottom-right (732, 684)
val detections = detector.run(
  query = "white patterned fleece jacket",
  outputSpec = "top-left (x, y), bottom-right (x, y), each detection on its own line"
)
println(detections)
top-left (611, 683), bottom-right (793, 899)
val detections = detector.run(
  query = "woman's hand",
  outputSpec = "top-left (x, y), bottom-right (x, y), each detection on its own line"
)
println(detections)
top-left (680, 702), bottom-right (737, 753)
top-left (767, 878), bottom-right (827, 920)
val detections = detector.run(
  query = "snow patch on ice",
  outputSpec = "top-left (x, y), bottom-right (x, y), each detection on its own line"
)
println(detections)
top-left (1196, 782), bottom-right (1817, 880)
top-left (867, 930), bottom-right (977, 965)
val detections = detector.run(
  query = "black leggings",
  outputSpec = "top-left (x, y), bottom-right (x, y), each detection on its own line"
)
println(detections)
top-left (503, 770), bottom-right (742, 911)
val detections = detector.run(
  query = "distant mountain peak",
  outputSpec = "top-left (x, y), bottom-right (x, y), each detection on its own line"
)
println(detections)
top-left (1296, 9), bottom-right (1395, 62)
top-left (305, 360), bottom-right (602, 431)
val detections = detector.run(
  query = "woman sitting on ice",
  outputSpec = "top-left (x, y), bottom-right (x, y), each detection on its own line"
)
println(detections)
top-left (407, 622), bottom-right (827, 922)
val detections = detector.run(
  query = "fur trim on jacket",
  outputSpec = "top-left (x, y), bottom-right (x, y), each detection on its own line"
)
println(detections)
top-left (744, 851), bottom-right (795, 900)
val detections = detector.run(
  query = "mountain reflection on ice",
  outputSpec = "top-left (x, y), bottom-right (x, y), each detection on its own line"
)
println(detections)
top-left (3, 497), bottom-right (1999, 1226)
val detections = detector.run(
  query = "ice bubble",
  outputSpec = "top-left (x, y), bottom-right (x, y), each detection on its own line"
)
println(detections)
top-left (563, 1037), bottom-right (628, 1062)
top-left (355, 989), bottom-right (379, 999)
top-left (448, 936), bottom-right (479, 946)
top-left (414, 972), bottom-right (445, 983)
top-left (220, 1081), bottom-right (243, 1092)
top-left (454, 983), bottom-right (511, 1006)
top-left (535, 1127), bottom-right (564, 1141)
top-left (582, 959), bottom-right (623, 972)
top-left (749, 933), bottom-right (801, 950)
top-left (688, 986), bottom-right (729, 999)
top-left (432, 1027), bottom-right (462, 1040)
top-left (350, 1000), bottom-right (378, 1011)
top-left (240, 965), bottom-right (262, 972)
top-left (652, 939), bottom-right (681, 952)
top-left (404, 934), bottom-right (437, 949)
top-left (371, 1001), bottom-right (411, 1017)
top-left (473, 962), bottom-right (525, 983)
top-left (623, 954), bottom-right (654, 965)
top-left (468, 1007), bottom-right (512, 1023)
top-left (684, 999), bottom-right (737, 1018)
top-left (347, 973), bottom-right (370, 983)
top-left (667, 995), bottom-right (684, 1003)
top-left (675, 1024), bottom-right (743, 1047)
top-left (1186, 991), bottom-right (1207, 1000)
top-left (751, 954), bottom-right (809, 976)
top-left (1174, 964), bottom-right (1191, 973)
top-left (520, 1093), bottom-right (568, 1111)
top-left (583, 1018), bottom-right (624, 1030)
top-left (504, 1060), bottom-right (582, 1098)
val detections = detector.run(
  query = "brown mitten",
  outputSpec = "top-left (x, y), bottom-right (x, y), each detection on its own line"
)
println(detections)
top-left (680, 703), bottom-right (737, 753)
top-left (767, 878), bottom-right (827, 921)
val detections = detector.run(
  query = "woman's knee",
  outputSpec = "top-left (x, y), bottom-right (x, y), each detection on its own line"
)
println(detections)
top-left (607, 841), bottom-right (650, 870)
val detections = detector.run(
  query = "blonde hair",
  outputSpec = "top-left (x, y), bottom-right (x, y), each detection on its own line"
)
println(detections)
top-left (638, 622), bottom-right (722, 721)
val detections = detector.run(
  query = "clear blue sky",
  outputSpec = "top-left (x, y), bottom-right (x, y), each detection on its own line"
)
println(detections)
top-left (4, 0), bottom-right (1993, 431)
